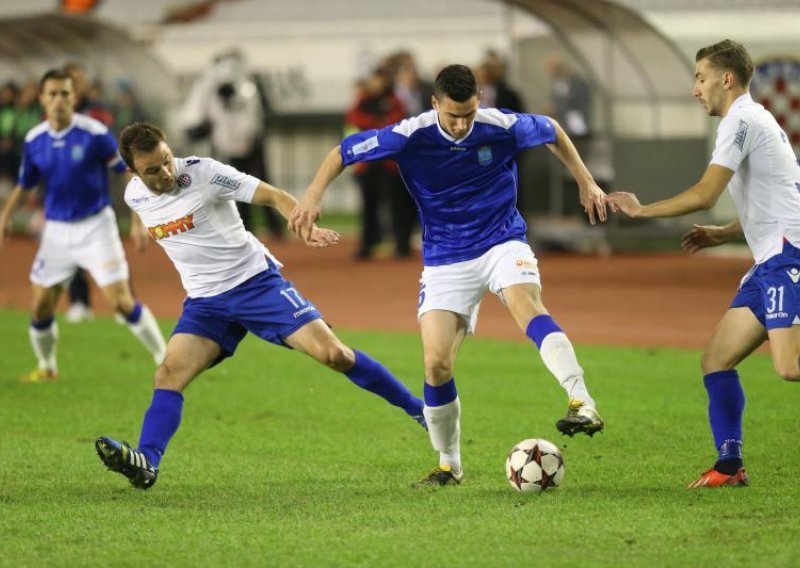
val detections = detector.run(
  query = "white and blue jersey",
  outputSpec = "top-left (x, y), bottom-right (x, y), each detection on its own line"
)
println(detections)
top-left (18, 114), bottom-right (126, 221)
top-left (340, 108), bottom-right (556, 266)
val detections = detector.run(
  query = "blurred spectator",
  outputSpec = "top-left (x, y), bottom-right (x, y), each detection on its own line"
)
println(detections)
top-left (180, 48), bottom-right (284, 241)
top-left (543, 54), bottom-right (594, 217)
top-left (388, 50), bottom-right (434, 116)
top-left (479, 50), bottom-right (524, 112)
top-left (112, 80), bottom-right (146, 135)
top-left (0, 81), bottom-right (19, 183)
top-left (543, 54), bottom-right (591, 139)
top-left (345, 64), bottom-right (412, 259)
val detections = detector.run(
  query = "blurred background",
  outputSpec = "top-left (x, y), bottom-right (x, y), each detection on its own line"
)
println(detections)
top-left (0, 0), bottom-right (798, 254)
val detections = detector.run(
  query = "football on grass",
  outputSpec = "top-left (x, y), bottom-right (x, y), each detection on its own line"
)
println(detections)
top-left (505, 438), bottom-right (565, 492)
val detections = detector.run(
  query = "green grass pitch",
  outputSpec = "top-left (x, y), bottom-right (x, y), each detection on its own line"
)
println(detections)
top-left (1, 310), bottom-right (797, 566)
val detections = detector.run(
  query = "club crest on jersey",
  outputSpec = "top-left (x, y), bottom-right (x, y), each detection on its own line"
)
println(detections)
top-left (750, 57), bottom-right (800, 153)
top-left (176, 174), bottom-right (192, 188)
top-left (788, 268), bottom-right (800, 284)
top-left (70, 145), bottom-right (85, 161)
top-left (477, 145), bottom-right (492, 165)
top-left (148, 214), bottom-right (195, 240)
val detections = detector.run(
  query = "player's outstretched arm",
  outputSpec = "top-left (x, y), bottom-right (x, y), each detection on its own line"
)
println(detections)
top-left (250, 180), bottom-right (339, 248)
top-left (546, 119), bottom-right (607, 225)
top-left (0, 185), bottom-right (24, 248)
top-left (288, 146), bottom-right (345, 243)
top-left (605, 164), bottom-right (734, 219)
top-left (681, 219), bottom-right (742, 254)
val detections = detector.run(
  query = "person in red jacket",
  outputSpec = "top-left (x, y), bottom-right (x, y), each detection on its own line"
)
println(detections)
top-left (345, 65), bottom-right (416, 259)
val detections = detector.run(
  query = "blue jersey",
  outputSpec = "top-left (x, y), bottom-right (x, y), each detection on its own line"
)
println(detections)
top-left (18, 114), bottom-right (126, 221)
top-left (340, 108), bottom-right (556, 265)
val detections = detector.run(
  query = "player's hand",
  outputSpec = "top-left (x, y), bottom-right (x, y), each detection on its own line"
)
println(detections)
top-left (579, 182), bottom-right (608, 225)
top-left (604, 192), bottom-right (644, 218)
top-left (306, 226), bottom-right (340, 248)
top-left (288, 198), bottom-right (322, 244)
top-left (681, 224), bottom-right (729, 253)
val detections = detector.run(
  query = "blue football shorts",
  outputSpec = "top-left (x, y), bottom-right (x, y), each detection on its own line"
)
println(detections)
top-left (731, 241), bottom-right (800, 330)
top-left (173, 261), bottom-right (322, 364)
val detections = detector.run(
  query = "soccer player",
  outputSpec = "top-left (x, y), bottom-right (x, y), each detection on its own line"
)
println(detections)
top-left (290, 64), bottom-right (607, 487)
top-left (94, 122), bottom-right (425, 489)
top-left (605, 39), bottom-right (800, 488)
top-left (0, 69), bottom-right (166, 382)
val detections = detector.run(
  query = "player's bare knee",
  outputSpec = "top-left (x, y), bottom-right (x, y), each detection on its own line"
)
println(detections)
top-left (154, 361), bottom-right (184, 390)
top-left (423, 355), bottom-right (453, 383)
top-left (700, 351), bottom-right (730, 375)
top-left (323, 343), bottom-right (353, 372)
top-left (774, 362), bottom-right (800, 382)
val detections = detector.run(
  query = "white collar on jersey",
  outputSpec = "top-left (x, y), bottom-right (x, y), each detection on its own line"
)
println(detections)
top-left (47, 115), bottom-right (77, 139)
top-left (729, 92), bottom-right (753, 114)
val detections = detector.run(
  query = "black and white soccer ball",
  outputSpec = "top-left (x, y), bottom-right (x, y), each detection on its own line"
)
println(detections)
top-left (505, 438), bottom-right (565, 492)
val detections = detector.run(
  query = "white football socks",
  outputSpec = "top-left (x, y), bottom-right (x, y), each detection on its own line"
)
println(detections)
top-left (127, 305), bottom-right (167, 365)
top-left (539, 332), bottom-right (595, 407)
top-left (423, 397), bottom-right (462, 473)
top-left (29, 321), bottom-right (59, 372)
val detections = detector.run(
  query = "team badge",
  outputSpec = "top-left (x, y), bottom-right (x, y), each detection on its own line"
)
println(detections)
top-left (176, 173), bottom-right (192, 188)
top-left (750, 57), bottom-right (800, 153)
top-left (477, 145), bottom-right (492, 165)
top-left (70, 145), bottom-right (85, 161)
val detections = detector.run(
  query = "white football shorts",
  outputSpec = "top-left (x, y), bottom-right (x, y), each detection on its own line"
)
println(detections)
top-left (30, 206), bottom-right (130, 288)
top-left (417, 240), bottom-right (541, 334)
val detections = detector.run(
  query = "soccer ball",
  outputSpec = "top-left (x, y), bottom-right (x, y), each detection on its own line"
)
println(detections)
top-left (505, 438), bottom-right (565, 492)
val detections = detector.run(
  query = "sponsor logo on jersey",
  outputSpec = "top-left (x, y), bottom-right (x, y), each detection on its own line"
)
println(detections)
top-left (449, 146), bottom-right (467, 152)
top-left (515, 259), bottom-right (537, 269)
top-left (478, 145), bottom-right (492, 165)
top-left (788, 268), bottom-right (800, 284)
top-left (148, 214), bottom-right (195, 240)
top-left (131, 196), bottom-right (150, 204)
top-left (210, 173), bottom-right (240, 190)
top-left (751, 57), bottom-right (800, 153)
top-left (186, 159), bottom-right (201, 166)
top-left (351, 136), bottom-right (379, 156)
top-left (71, 144), bottom-right (85, 161)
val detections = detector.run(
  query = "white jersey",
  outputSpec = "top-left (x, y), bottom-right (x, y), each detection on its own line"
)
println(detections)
top-left (710, 93), bottom-right (800, 263)
top-left (125, 156), bottom-right (279, 298)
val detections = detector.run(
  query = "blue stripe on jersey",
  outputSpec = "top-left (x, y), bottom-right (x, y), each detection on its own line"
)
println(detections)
top-left (340, 109), bottom-right (556, 266)
top-left (18, 115), bottom-right (123, 221)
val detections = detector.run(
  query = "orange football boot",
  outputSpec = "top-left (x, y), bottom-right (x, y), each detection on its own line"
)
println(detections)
top-left (687, 467), bottom-right (749, 489)
top-left (21, 368), bottom-right (59, 383)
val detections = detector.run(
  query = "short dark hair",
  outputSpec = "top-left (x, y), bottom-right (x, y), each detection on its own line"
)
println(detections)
top-left (696, 39), bottom-right (754, 87)
top-left (119, 122), bottom-right (167, 170)
top-left (434, 64), bottom-right (478, 102)
top-left (39, 69), bottom-right (72, 92)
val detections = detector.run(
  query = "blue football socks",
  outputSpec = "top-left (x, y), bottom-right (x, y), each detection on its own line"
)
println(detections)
top-left (345, 350), bottom-right (424, 417)
top-left (424, 378), bottom-right (458, 407)
top-left (138, 389), bottom-right (184, 468)
top-left (525, 314), bottom-right (563, 348)
top-left (703, 370), bottom-right (745, 473)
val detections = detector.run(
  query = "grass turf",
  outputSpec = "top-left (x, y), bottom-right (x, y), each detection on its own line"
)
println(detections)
top-left (0, 310), bottom-right (796, 567)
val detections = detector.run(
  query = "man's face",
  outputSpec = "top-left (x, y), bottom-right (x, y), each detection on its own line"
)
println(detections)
top-left (131, 141), bottom-right (178, 194)
top-left (40, 78), bottom-right (75, 124)
top-left (432, 94), bottom-right (479, 139)
top-left (693, 59), bottom-right (728, 117)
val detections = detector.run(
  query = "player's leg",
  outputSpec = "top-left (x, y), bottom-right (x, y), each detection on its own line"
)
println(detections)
top-left (489, 240), bottom-right (601, 436)
top-left (98, 279), bottom-right (167, 364)
top-left (688, 306), bottom-right (766, 488)
top-left (413, 309), bottom-right (468, 486)
top-left (767, 326), bottom-right (800, 381)
top-left (96, 332), bottom-right (223, 489)
top-left (24, 282), bottom-right (64, 382)
top-left (65, 269), bottom-right (93, 323)
top-left (283, 318), bottom-right (425, 425)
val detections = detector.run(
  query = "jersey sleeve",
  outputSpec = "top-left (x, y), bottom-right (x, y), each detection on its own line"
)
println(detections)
top-left (710, 114), bottom-right (753, 173)
top-left (513, 114), bottom-right (557, 150)
top-left (17, 142), bottom-right (39, 189)
top-left (94, 131), bottom-right (128, 173)
top-left (340, 125), bottom-right (408, 167)
top-left (204, 159), bottom-right (260, 202)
